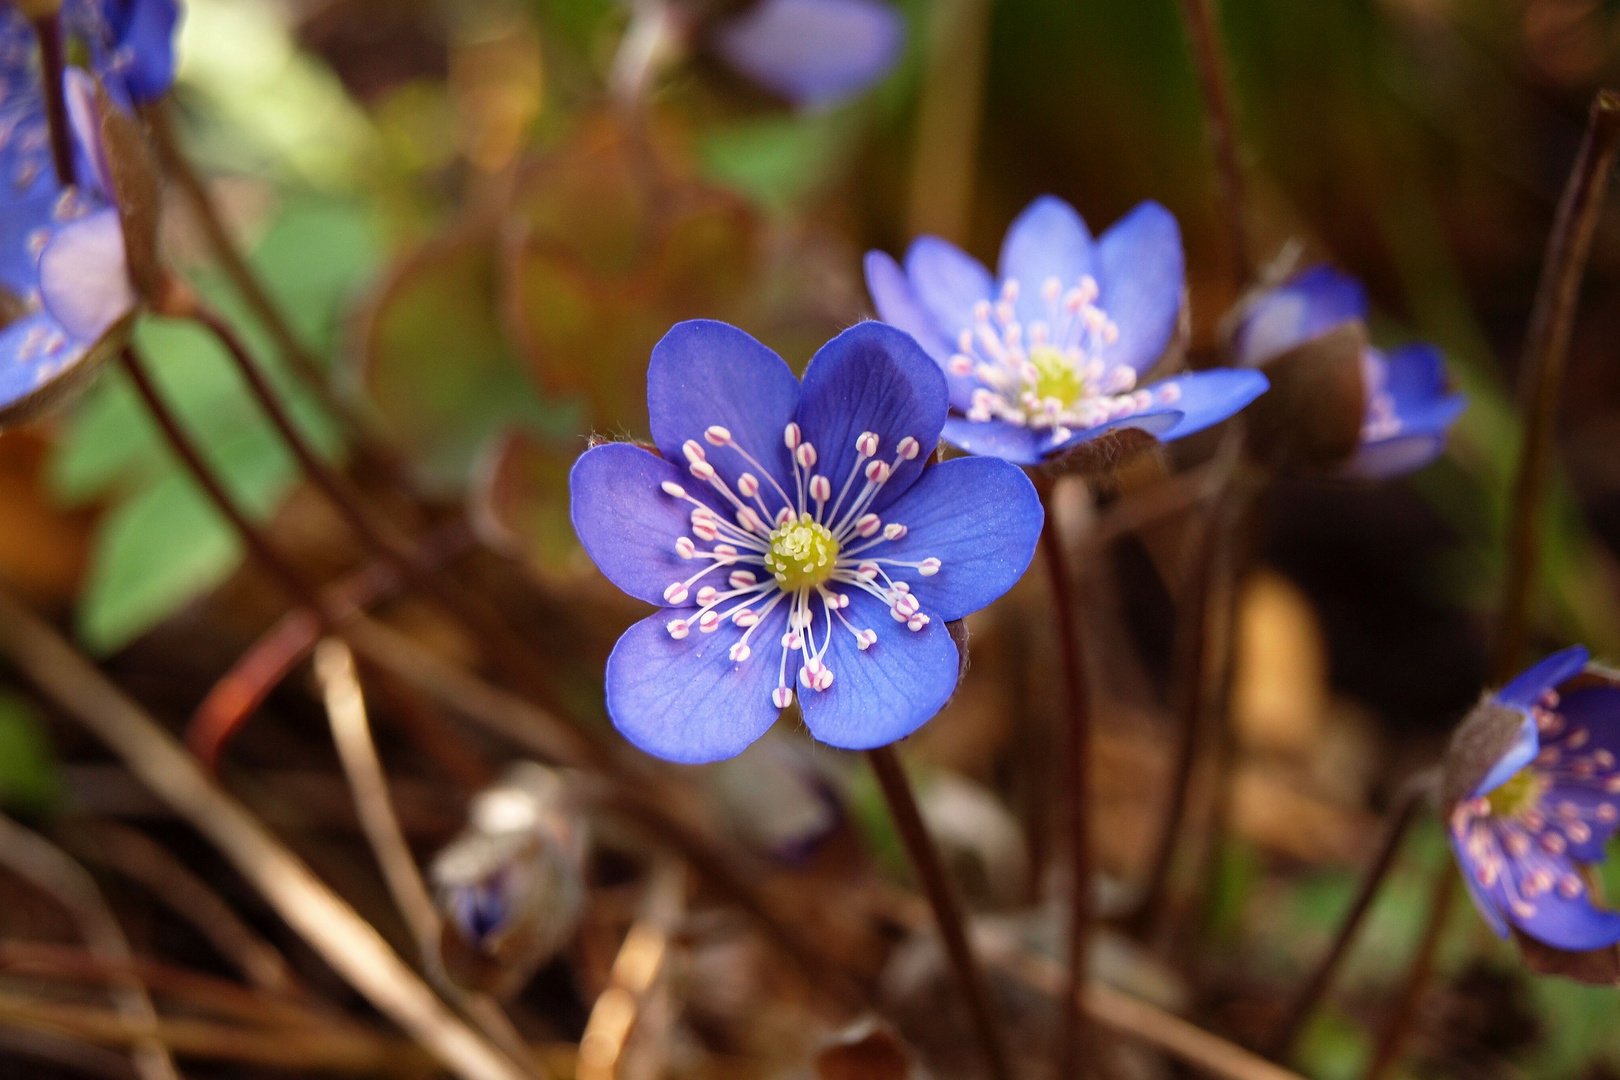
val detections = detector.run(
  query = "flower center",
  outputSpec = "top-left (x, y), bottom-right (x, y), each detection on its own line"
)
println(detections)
top-left (1486, 768), bottom-right (1546, 820)
top-left (1029, 344), bottom-right (1084, 407)
top-left (764, 516), bottom-right (840, 590)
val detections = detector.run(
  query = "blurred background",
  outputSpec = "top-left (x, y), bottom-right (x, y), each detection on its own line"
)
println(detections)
top-left (7, 0), bottom-right (1620, 1077)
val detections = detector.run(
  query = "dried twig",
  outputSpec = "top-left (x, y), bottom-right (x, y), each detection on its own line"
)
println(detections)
top-left (0, 812), bottom-right (179, 1080)
top-left (578, 861), bottom-right (683, 1080)
top-left (0, 586), bottom-right (535, 1080)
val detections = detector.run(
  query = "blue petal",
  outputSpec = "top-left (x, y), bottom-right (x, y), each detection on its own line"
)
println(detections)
top-left (1149, 368), bottom-right (1270, 442)
top-left (570, 442), bottom-right (704, 609)
top-left (0, 191), bottom-right (59, 296)
top-left (39, 207), bottom-right (133, 342)
top-left (997, 195), bottom-right (1095, 329)
top-left (1342, 434), bottom-right (1449, 480)
top-left (1472, 712), bottom-right (1539, 800)
top-left (1499, 851), bottom-right (1620, 951)
top-left (1536, 779), bottom-right (1620, 864)
top-left (939, 417), bottom-right (1043, 464)
top-left (1095, 201), bottom-right (1185, 374)
top-left (0, 310), bottom-right (93, 414)
top-left (1382, 344), bottom-right (1467, 435)
top-left (1042, 408), bottom-right (1183, 458)
top-left (1232, 265), bottom-right (1367, 368)
top-left (904, 236), bottom-right (994, 340)
top-left (795, 320), bottom-right (947, 517)
top-left (710, 0), bottom-right (904, 109)
top-left (99, 0), bottom-right (181, 104)
top-left (872, 456), bottom-right (1042, 621)
top-left (647, 319), bottom-right (801, 521)
top-left (1451, 834), bottom-right (1512, 939)
top-left (605, 603), bottom-right (791, 764)
top-left (796, 589), bottom-right (959, 749)
top-left (864, 249), bottom-right (979, 412)
top-left (1498, 646), bottom-right (1590, 711)
top-left (1549, 684), bottom-right (1620, 757)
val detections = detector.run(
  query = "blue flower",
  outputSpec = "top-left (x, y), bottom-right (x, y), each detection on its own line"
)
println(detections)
top-left (63, 0), bottom-right (183, 107)
top-left (1448, 646), bottom-right (1620, 953)
top-left (711, 0), bottom-right (904, 110)
top-left (1231, 265), bottom-right (1466, 479)
top-left (570, 319), bottom-right (1044, 764)
top-left (863, 195), bottom-right (1269, 465)
top-left (0, 8), bottom-right (148, 421)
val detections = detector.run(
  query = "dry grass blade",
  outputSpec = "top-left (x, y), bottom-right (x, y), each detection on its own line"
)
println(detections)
top-left (0, 586), bottom-right (534, 1080)
top-left (577, 861), bottom-right (683, 1080)
top-left (0, 812), bottom-right (180, 1080)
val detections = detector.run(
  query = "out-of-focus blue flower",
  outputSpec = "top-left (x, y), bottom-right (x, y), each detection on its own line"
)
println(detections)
top-left (570, 319), bottom-right (1043, 764)
top-left (63, 0), bottom-right (182, 107)
top-left (864, 195), bottom-right (1268, 465)
top-left (0, 9), bottom-right (137, 420)
top-left (1230, 265), bottom-right (1466, 479)
top-left (1448, 646), bottom-right (1620, 953)
top-left (710, 0), bottom-right (903, 109)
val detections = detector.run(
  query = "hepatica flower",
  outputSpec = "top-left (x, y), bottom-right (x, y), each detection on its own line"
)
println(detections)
top-left (0, 0), bottom-right (177, 421)
top-left (1446, 646), bottom-right (1620, 957)
top-left (570, 319), bottom-right (1043, 764)
top-left (709, 0), bottom-right (904, 109)
top-left (864, 196), bottom-right (1269, 465)
top-left (1231, 266), bottom-right (1465, 479)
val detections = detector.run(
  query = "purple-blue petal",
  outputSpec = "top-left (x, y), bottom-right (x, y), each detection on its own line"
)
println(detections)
top-left (904, 235), bottom-right (994, 341)
top-left (1497, 852), bottom-right (1620, 951)
top-left (864, 249), bottom-right (979, 412)
top-left (1149, 368), bottom-right (1271, 442)
top-left (1095, 201), bottom-right (1184, 374)
top-left (795, 320), bottom-right (946, 517)
top-left (997, 195), bottom-right (1095, 329)
top-left (1381, 344), bottom-right (1467, 436)
top-left (939, 417), bottom-right (1044, 464)
top-left (1232, 265), bottom-right (1367, 368)
top-left (1041, 408), bottom-right (1183, 458)
top-left (796, 589), bottom-right (959, 749)
top-left (1498, 646), bottom-right (1591, 711)
top-left (0, 310), bottom-right (94, 413)
top-left (606, 604), bottom-right (791, 764)
top-left (1451, 834), bottom-right (1513, 939)
top-left (569, 442), bottom-right (703, 609)
top-left (97, 0), bottom-right (181, 104)
top-left (1342, 434), bottom-right (1450, 480)
top-left (710, 0), bottom-right (904, 109)
top-left (1536, 780), bottom-right (1620, 864)
top-left (872, 456), bottom-right (1042, 622)
top-left (646, 319), bottom-right (800, 518)
top-left (1472, 712), bottom-right (1539, 800)
top-left (1548, 684), bottom-right (1620, 756)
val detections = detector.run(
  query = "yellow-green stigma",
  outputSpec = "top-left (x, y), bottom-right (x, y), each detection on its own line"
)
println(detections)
top-left (765, 516), bottom-right (840, 590)
top-left (1487, 768), bottom-right (1547, 819)
top-left (1029, 344), bottom-right (1085, 406)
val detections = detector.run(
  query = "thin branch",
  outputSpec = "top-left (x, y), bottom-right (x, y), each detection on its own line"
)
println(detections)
top-left (577, 861), bottom-right (683, 1080)
top-left (867, 746), bottom-right (1010, 1080)
top-left (65, 820), bottom-right (303, 998)
top-left (1038, 482), bottom-right (1095, 1078)
top-left (0, 588), bottom-right (535, 1080)
top-left (1265, 770), bottom-right (1436, 1059)
top-left (1492, 90), bottom-right (1620, 681)
top-left (1176, 0), bottom-right (1252, 282)
top-left (0, 812), bottom-right (179, 1080)
top-left (314, 639), bottom-right (542, 1077)
top-left (31, 14), bottom-right (75, 187)
top-left (1361, 865), bottom-right (1457, 1080)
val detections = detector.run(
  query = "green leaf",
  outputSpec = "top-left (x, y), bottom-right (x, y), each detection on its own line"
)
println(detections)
top-left (700, 110), bottom-right (863, 213)
top-left (0, 690), bottom-right (61, 813)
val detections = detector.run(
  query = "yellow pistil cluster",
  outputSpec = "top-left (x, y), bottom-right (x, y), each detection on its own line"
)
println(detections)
top-left (765, 516), bottom-right (840, 590)
top-left (1487, 768), bottom-right (1547, 819)
top-left (1028, 344), bottom-right (1085, 407)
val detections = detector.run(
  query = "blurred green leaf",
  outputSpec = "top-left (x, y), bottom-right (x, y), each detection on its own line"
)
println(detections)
top-left (700, 110), bottom-right (864, 213)
top-left (1295, 1007), bottom-right (1372, 1080)
top-left (0, 691), bottom-right (60, 813)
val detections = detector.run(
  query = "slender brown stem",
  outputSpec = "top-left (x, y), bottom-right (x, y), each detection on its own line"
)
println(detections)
top-left (1038, 485), bottom-right (1094, 1079)
top-left (1177, 0), bottom-right (1252, 282)
top-left (1265, 770), bottom-right (1436, 1060)
top-left (1492, 90), bottom-right (1620, 682)
top-left (31, 14), bottom-right (75, 188)
top-left (867, 746), bottom-right (1010, 1080)
top-left (1362, 865), bottom-right (1457, 1080)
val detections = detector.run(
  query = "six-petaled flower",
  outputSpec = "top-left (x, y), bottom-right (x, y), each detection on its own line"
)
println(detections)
top-left (1447, 646), bottom-right (1620, 953)
top-left (863, 195), bottom-right (1269, 465)
top-left (1231, 265), bottom-right (1465, 479)
top-left (570, 318), bottom-right (1043, 764)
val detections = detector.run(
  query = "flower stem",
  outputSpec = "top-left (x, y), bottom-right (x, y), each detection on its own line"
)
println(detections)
top-left (1038, 483), bottom-right (1094, 1079)
top-left (31, 14), bottom-right (75, 188)
top-left (1265, 769), bottom-right (1435, 1061)
top-left (866, 745), bottom-right (1010, 1080)
top-left (1361, 864), bottom-right (1457, 1080)
top-left (1492, 90), bottom-right (1620, 683)
top-left (1176, 0), bottom-right (1251, 283)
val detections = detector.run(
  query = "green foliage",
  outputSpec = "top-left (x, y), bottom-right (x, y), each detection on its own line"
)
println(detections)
top-left (0, 691), bottom-right (61, 813)
top-left (49, 196), bottom-right (378, 654)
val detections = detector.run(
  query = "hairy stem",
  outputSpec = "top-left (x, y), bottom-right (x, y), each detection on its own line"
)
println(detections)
top-left (867, 745), bottom-right (1010, 1080)
top-left (31, 14), bottom-right (75, 188)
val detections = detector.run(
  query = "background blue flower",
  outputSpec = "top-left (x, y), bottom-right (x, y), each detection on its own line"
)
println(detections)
top-left (863, 195), bottom-right (1268, 464)
top-left (63, 0), bottom-right (182, 107)
top-left (570, 318), bottom-right (1043, 764)
top-left (1231, 265), bottom-right (1466, 479)
top-left (710, 0), bottom-right (904, 110)
top-left (1449, 646), bottom-right (1620, 952)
